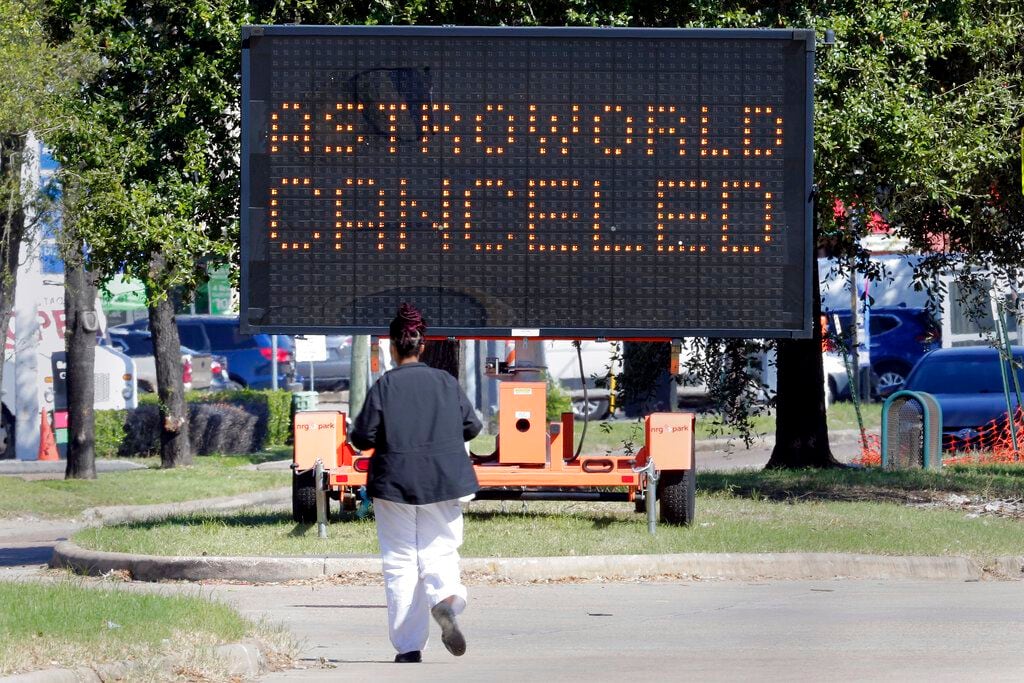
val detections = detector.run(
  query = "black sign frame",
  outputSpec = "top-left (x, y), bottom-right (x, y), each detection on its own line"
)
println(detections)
top-left (241, 26), bottom-right (815, 339)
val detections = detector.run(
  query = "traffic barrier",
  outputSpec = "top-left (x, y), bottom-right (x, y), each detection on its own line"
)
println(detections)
top-left (38, 408), bottom-right (60, 461)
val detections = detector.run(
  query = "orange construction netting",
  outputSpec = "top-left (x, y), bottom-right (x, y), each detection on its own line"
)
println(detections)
top-left (851, 407), bottom-right (1024, 467)
top-left (943, 405), bottom-right (1024, 466)
top-left (852, 433), bottom-right (881, 467)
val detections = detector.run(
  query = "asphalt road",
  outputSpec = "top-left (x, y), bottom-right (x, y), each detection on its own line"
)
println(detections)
top-left (203, 579), bottom-right (1024, 682)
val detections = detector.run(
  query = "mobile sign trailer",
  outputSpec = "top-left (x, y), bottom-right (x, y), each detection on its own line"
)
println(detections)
top-left (240, 26), bottom-right (815, 526)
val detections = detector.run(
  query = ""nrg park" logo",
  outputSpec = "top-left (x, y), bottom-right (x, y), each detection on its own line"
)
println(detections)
top-left (649, 424), bottom-right (690, 435)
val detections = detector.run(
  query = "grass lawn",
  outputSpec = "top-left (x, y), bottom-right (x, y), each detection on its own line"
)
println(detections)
top-left (0, 580), bottom-right (293, 677)
top-left (0, 452), bottom-right (289, 520)
top-left (700, 462), bottom-right (1024, 501)
top-left (469, 400), bottom-right (883, 454)
top-left (74, 466), bottom-right (1024, 564)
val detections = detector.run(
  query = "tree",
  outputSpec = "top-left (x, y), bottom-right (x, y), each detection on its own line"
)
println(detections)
top-left (0, 0), bottom-right (89, 457)
top-left (779, 1), bottom-right (1024, 467)
top-left (46, 0), bottom-right (277, 467)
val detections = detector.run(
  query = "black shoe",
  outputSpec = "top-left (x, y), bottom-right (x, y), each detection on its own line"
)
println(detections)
top-left (431, 601), bottom-right (467, 657)
top-left (395, 650), bottom-right (422, 663)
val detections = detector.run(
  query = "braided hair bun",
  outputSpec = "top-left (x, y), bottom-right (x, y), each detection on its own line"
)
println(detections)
top-left (389, 302), bottom-right (427, 359)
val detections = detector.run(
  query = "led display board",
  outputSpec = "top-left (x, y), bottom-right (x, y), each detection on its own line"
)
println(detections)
top-left (241, 26), bottom-right (814, 338)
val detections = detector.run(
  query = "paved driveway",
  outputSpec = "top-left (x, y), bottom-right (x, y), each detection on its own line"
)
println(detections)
top-left (195, 579), bottom-right (1024, 682)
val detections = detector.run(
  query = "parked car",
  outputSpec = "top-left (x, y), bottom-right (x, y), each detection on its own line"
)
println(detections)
top-left (110, 315), bottom-right (299, 390)
top-left (824, 306), bottom-right (940, 398)
top-left (545, 340), bottom-right (620, 420)
top-left (295, 335), bottom-right (352, 391)
top-left (823, 351), bottom-right (848, 407)
top-left (208, 355), bottom-right (238, 391)
top-left (902, 346), bottom-right (1024, 450)
top-left (108, 327), bottom-right (227, 392)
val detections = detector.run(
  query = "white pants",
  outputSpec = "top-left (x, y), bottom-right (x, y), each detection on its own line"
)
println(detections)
top-left (373, 497), bottom-right (468, 654)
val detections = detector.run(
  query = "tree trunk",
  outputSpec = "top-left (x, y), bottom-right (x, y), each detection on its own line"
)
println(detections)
top-left (146, 259), bottom-right (191, 468)
top-left (64, 242), bottom-right (97, 479)
top-left (0, 135), bottom-right (26, 457)
top-left (765, 255), bottom-right (842, 469)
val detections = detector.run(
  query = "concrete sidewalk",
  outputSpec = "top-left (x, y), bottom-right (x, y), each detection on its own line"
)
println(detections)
top-left (0, 459), bottom-right (145, 481)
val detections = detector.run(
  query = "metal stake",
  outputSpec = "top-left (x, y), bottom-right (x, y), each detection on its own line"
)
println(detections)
top-left (990, 291), bottom-right (1020, 452)
top-left (314, 459), bottom-right (328, 538)
top-left (634, 457), bottom-right (659, 535)
top-left (646, 463), bottom-right (658, 535)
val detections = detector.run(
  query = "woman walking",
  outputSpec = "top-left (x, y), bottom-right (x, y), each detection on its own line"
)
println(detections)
top-left (351, 303), bottom-right (482, 663)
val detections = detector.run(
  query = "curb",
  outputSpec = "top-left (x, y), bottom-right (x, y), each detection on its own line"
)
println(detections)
top-left (0, 642), bottom-right (264, 683)
top-left (51, 540), bottom-right (1023, 583)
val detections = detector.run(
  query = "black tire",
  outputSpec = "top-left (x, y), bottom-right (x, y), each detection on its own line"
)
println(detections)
top-left (572, 397), bottom-right (610, 421)
top-left (292, 469), bottom-right (318, 523)
top-left (0, 408), bottom-right (15, 460)
top-left (874, 362), bottom-right (909, 397)
top-left (658, 468), bottom-right (696, 526)
top-left (634, 492), bottom-right (647, 514)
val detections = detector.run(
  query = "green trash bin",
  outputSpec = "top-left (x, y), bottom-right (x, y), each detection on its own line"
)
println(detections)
top-left (881, 390), bottom-right (943, 470)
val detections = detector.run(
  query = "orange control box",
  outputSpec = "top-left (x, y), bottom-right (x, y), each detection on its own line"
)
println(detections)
top-left (643, 412), bottom-right (694, 470)
top-left (293, 411), bottom-right (347, 471)
top-left (498, 381), bottom-right (548, 464)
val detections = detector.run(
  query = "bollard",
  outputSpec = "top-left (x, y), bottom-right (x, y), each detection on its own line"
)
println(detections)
top-left (314, 459), bottom-right (328, 538)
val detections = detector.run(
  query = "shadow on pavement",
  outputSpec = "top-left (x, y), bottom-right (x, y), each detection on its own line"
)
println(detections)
top-left (0, 545), bottom-right (53, 567)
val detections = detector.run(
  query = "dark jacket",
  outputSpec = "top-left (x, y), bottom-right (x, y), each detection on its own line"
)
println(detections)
top-left (350, 362), bottom-right (481, 505)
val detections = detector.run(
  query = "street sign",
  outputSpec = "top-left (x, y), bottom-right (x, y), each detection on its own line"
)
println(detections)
top-left (294, 335), bottom-right (328, 363)
top-left (241, 26), bottom-right (815, 339)
top-left (206, 267), bottom-right (234, 314)
top-left (51, 352), bottom-right (68, 411)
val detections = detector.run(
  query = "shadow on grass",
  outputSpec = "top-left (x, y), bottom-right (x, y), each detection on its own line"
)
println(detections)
top-left (105, 507), bottom-right (631, 533)
top-left (698, 465), bottom-right (1024, 503)
top-left (198, 447), bottom-right (292, 466)
top-left (463, 509), bottom-right (626, 530)
top-left (104, 510), bottom-right (333, 533)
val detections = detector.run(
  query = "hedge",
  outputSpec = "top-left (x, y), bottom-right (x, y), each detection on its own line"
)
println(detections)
top-left (96, 389), bottom-right (293, 458)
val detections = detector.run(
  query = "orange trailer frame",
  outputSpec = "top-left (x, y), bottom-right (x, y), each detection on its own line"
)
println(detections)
top-left (291, 380), bottom-right (697, 526)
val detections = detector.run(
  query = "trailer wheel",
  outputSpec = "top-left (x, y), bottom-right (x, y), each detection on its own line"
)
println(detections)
top-left (292, 469), bottom-right (318, 523)
top-left (634, 493), bottom-right (646, 514)
top-left (658, 468), bottom-right (695, 526)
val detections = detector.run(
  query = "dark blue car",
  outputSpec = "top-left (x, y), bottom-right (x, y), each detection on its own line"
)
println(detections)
top-left (903, 346), bottom-right (1024, 450)
top-left (111, 315), bottom-right (299, 389)
top-left (827, 306), bottom-right (940, 396)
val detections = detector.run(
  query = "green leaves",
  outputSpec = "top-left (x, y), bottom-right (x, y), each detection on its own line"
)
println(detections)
top-left (47, 0), bottom-right (251, 294)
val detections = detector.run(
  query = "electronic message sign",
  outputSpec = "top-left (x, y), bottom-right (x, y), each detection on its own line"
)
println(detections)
top-left (241, 26), bottom-right (814, 338)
